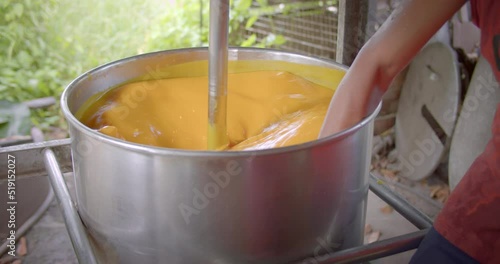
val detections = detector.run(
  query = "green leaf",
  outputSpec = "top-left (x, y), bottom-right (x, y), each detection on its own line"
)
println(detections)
top-left (256, 0), bottom-right (267, 7)
top-left (237, 0), bottom-right (252, 11)
top-left (0, 115), bottom-right (8, 125)
top-left (240, 34), bottom-right (256, 47)
top-left (245, 15), bottom-right (258, 29)
top-left (12, 3), bottom-right (24, 18)
top-left (4, 3), bottom-right (25, 21)
top-left (273, 34), bottom-right (286, 46)
top-left (255, 43), bottom-right (265, 48)
top-left (0, 100), bottom-right (32, 138)
top-left (16, 50), bottom-right (33, 68)
top-left (44, 115), bottom-right (60, 125)
top-left (1, 0), bottom-right (11, 8)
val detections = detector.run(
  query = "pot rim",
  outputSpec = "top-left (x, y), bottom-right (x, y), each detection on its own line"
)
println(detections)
top-left (61, 47), bottom-right (381, 157)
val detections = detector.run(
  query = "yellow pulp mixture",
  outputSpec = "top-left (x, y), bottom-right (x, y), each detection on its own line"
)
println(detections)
top-left (77, 71), bottom-right (337, 150)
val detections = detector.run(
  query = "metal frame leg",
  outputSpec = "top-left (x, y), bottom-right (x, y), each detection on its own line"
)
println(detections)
top-left (290, 173), bottom-right (433, 263)
top-left (43, 148), bottom-right (97, 264)
top-left (368, 174), bottom-right (433, 230)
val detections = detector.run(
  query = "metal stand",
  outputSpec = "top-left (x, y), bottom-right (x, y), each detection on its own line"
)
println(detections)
top-left (1, 140), bottom-right (432, 263)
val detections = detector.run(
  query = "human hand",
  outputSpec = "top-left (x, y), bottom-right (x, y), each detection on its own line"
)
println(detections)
top-left (319, 0), bottom-right (466, 138)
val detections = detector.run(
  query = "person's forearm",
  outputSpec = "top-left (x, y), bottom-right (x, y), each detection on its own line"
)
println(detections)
top-left (365, 0), bottom-right (467, 92)
top-left (320, 0), bottom-right (466, 136)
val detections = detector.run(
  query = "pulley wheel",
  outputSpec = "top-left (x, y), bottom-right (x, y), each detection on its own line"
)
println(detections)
top-left (395, 42), bottom-right (460, 181)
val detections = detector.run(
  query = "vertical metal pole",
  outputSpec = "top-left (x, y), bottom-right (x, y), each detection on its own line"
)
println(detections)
top-left (208, 0), bottom-right (229, 150)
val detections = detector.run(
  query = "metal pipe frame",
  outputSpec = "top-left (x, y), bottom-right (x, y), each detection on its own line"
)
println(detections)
top-left (1, 141), bottom-right (433, 263)
top-left (43, 148), bottom-right (97, 264)
top-left (368, 174), bottom-right (433, 230)
top-left (292, 229), bottom-right (428, 264)
top-left (0, 140), bottom-right (432, 264)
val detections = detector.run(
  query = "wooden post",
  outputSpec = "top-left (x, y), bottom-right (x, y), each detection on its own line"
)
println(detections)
top-left (336, 0), bottom-right (370, 66)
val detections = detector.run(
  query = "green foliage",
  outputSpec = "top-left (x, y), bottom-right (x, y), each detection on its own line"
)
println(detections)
top-left (50, 0), bottom-right (168, 70)
top-left (229, 0), bottom-right (253, 44)
top-left (0, 0), bottom-right (70, 102)
top-left (0, 0), bottom-right (73, 135)
top-left (147, 0), bottom-right (209, 50)
top-left (230, 0), bottom-right (287, 48)
top-left (0, 0), bottom-right (287, 136)
top-left (0, 0), bottom-right (168, 133)
top-left (0, 100), bottom-right (31, 137)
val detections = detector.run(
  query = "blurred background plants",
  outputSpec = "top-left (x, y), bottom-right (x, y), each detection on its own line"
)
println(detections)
top-left (0, 0), bottom-right (285, 138)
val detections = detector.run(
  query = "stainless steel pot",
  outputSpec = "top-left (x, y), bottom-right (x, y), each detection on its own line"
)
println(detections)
top-left (61, 48), bottom-right (380, 264)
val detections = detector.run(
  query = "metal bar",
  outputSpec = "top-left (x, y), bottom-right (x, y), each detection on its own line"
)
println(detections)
top-left (293, 229), bottom-right (428, 264)
top-left (207, 0), bottom-right (229, 150)
top-left (24, 96), bottom-right (56, 109)
top-left (43, 148), bottom-right (97, 264)
top-left (372, 171), bottom-right (443, 210)
top-left (369, 174), bottom-right (433, 229)
top-left (0, 135), bottom-right (32, 147)
top-left (0, 139), bottom-right (72, 181)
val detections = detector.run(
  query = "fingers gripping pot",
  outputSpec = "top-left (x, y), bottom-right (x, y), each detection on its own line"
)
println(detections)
top-left (61, 48), bottom-right (380, 264)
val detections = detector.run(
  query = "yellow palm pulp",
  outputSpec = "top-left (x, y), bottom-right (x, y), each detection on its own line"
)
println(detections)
top-left (77, 70), bottom-right (340, 150)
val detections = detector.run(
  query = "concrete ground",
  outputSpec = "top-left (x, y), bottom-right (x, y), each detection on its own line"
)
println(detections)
top-left (363, 168), bottom-right (445, 264)
top-left (365, 191), bottom-right (419, 264)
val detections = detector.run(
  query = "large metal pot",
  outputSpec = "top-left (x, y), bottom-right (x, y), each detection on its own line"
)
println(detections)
top-left (61, 48), bottom-right (380, 264)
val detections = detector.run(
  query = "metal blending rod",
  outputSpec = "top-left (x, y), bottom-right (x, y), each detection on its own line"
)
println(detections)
top-left (207, 0), bottom-right (230, 150)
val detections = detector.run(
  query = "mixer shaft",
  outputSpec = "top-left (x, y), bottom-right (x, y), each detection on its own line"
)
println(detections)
top-left (208, 0), bottom-right (230, 150)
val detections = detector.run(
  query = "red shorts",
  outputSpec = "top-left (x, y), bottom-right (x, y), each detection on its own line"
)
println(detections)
top-left (435, 104), bottom-right (500, 263)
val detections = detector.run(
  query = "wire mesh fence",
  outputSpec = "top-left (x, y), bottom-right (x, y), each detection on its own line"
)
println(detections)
top-left (243, 0), bottom-right (339, 59)
top-left (241, 0), bottom-right (400, 60)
